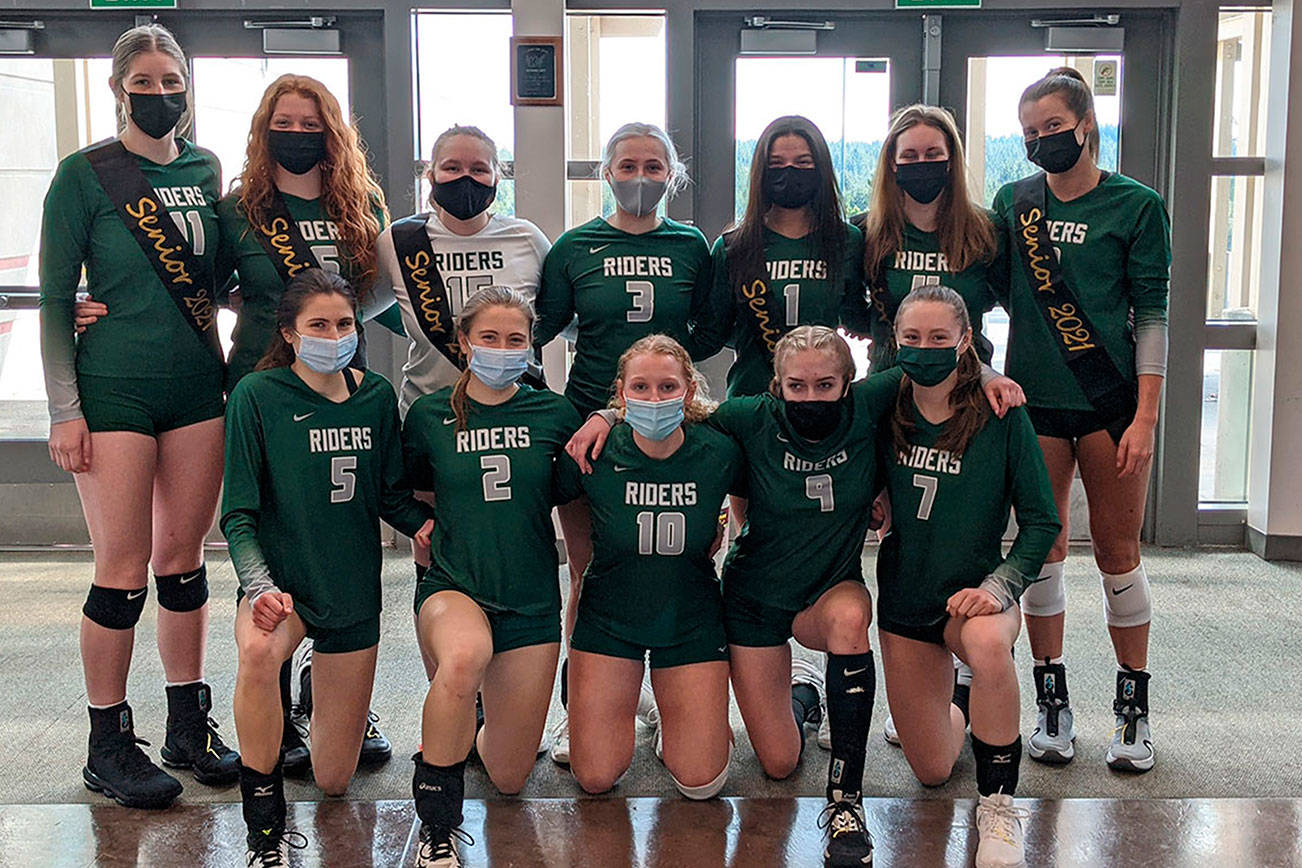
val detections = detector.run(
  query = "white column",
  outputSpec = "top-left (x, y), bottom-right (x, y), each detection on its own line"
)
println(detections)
top-left (1246, 0), bottom-right (1302, 558)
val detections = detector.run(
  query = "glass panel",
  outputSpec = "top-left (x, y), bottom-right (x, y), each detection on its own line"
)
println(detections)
top-left (1213, 10), bottom-right (1271, 158)
top-left (734, 57), bottom-right (891, 221)
top-left (190, 57), bottom-right (351, 197)
top-left (966, 55), bottom-right (1121, 207)
top-left (565, 14), bottom-right (667, 228)
top-left (413, 12), bottom-right (515, 217)
top-left (1200, 349), bottom-right (1252, 503)
top-left (1207, 174), bottom-right (1264, 320)
top-left (0, 311), bottom-right (48, 439)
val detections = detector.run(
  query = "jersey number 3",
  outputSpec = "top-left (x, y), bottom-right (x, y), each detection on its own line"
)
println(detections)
top-left (626, 280), bottom-right (653, 323)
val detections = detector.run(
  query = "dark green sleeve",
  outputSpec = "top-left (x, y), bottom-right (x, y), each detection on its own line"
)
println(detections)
top-left (400, 399), bottom-right (434, 491)
top-left (1127, 193), bottom-right (1172, 327)
top-left (533, 238), bottom-right (575, 346)
top-left (683, 233), bottom-right (728, 360)
top-left (378, 394), bottom-right (434, 537)
top-left (702, 237), bottom-right (738, 351)
top-left (38, 156), bottom-right (91, 424)
top-left (212, 196), bottom-right (239, 297)
top-left (839, 225), bottom-right (873, 338)
top-left (219, 383), bottom-right (278, 599)
top-left (371, 302), bottom-right (407, 337)
top-left (705, 395), bottom-right (753, 439)
top-left (552, 452), bottom-right (586, 505)
top-left (988, 193), bottom-right (1013, 309)
top-left (991, 407), bottom-right (1061, 597)
top-left (857, 366), bottom-right (905, 422)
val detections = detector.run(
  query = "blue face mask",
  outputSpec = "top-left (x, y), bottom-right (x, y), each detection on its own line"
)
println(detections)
top-left (468, 344), bottom-right (531, 390)
top-left (623, 395), bottom-right (685, 441)
top-left (295, 331), bottom-right (357, 375)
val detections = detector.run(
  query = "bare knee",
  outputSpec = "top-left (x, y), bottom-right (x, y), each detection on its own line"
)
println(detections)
top-left (315, 772), bottom-right (352, 797)
top-left (824, 602), bottom-right (871, 650)
top-left (572, 760), bottom-right (623, 795)
top-left (755, 745), bottom-right (800, 781)
top-left (237, 632), bottom-right (285, 678)
top-left (1092, 543), bottom-right (1139, 575)
top-left (961, 626), bottom-right (1013, 676)
top-left (488, 765), bottom-right (531, 796)
top-left (906, 752), bottom-right (955, 787)
top-left (434, 642), bottom-right (493, 699)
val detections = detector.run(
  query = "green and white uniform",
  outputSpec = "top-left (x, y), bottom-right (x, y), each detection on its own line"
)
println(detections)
top-left (992, 173), bottom-right (1170, 418)
top-left (716, 369), bottom-right (902, 646)
top-left (218, 193), bottom-right (390, 389)
top-left (709, 223), bottom-right (869, 398)
top-left (875, 405), bottom-right (1060, 644)
top-left (864, 220), bottom-right (999, 370)
top-left (377, 212), bottom-right (551, 415)
top-left (221, 367), bottom-right (431, 653)
top-left (39, 139), bottom-right (224, 434)
top-left (535, 217), bottom-right (718, 417)
top-left (555, 423), bottom-right (743, 668)
top-left (404, 385), bottom-right (581, 653)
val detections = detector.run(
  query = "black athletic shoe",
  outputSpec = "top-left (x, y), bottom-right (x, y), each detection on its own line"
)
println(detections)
top-left (280, 715), bottom-right (312, 779)
top-left (359, 711), bottom-right (392, 767)
top-left (245, 828), bottom-right (307, 867)
top-left (160, 682), bottom-right (241, 786)
top-left (296, 644), bottom-right (314, 720)
top-left (819, 798), bottom-right (873, 867)
top-left (84, 703), bottom-right (183, 810)
top-left (415, 823), bottom-right (473, 868)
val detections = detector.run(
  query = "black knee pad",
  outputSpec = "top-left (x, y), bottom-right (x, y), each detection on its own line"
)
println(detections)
top-left (155, 565), bottom-right (209, 612)
top-left (83, 584), bottom-right (148, 630)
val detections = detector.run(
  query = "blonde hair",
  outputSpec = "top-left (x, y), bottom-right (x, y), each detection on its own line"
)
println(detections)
top-left (611, 334), bottom-right (715, 424)
top-left (110, 24), bottom-right (191, 136)
top-left (426, 124), bottom-right (500, 208)
top-left (451, 286), bottom-right (536, 432)
top-left (769, 325), bottom-right (856, 396)
top-left (1021, 67), bottom-right (1100, 159)
top-left (599, 122), bottom-right (690, 198)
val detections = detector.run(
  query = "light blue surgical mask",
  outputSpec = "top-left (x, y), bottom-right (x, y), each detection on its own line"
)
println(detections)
top-left (295, 331), bottom-right (357, 375)
top-left (623, 395), bottom-right (685, 441)
top-left (468, 344), bottom-right (531, 390)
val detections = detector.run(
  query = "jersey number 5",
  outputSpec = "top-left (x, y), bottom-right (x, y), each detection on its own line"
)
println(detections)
top-left (806, 473), bottom-right (834, 512)
top-left (330, 456), bottom-right (357, 503)
top-left (481, 455), bottom-right (512, 502)
top-left (626, 280), bottom-right (653, 323)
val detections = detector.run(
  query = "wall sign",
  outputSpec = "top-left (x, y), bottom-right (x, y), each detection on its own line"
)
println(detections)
top-left (511, 36), bottom-right (562, 106)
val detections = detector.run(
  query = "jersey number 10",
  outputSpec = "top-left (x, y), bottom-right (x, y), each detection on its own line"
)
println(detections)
top-left (636, 511), bottom-right (685, 556)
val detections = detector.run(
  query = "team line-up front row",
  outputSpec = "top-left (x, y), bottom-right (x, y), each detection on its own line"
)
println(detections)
top-left (40, 22), bottom-right (1170, 868)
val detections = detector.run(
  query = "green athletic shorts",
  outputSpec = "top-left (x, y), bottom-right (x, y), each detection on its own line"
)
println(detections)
top-left (569, 615), bottom-right (729, 669)
top-left (723, 575), bottom-right (865, 647)
top-left (78, 371), bottom-right (224, 436)
top-left (303, 615), bottom-right (380, 655)
top-left (414, 578), bottom-right (560, 655)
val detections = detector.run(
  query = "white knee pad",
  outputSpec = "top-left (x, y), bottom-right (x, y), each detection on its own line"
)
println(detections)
top-left (1101, 564), bottom-right (1152, 628)
top-left (671, 758), bottom-right (730, 801)
top-left (1020, 561), bottom-right (1066, 617)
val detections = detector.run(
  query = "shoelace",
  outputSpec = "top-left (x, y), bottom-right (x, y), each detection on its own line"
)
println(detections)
top-left (977, 800), bottom-right (1030, 846)
top-left (419, 826), bottom-right (475, 860)
top-left (108, 735), bottom-right (164, 781)
top-left (817, 801), bottom-right (866, 838)
top-left (247, 830), bottom-right (307, 867)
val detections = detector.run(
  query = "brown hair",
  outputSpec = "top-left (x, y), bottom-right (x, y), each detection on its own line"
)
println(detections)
top-left (726, 116), bottom-right (846, 297)
top-left (110, 24), bottom-right (191, 136)
top-left (233, 75), bottom-right (388, 294)
top-left (255, 270), bottom-right (357, 371)
top-left (863, 105), bottom-right (996, 285)
top-left (1020, 66), bottom-right (1099, 159)
top-left (451, 286), bottom-right (536, 432)
top-left (426, 124), bottom-right (500, 208)
top-left (769, 325), bottom-right (855, 397)
top-left (611, 334), bottom-right (716, 424)
top-left (890, 285), bottom-right (989, 458)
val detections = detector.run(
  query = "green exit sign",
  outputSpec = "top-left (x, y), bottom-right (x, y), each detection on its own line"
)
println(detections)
top-left (90, 0), bottom-right (177, 8)
top-left (896, 0), bottom-right (980, 7)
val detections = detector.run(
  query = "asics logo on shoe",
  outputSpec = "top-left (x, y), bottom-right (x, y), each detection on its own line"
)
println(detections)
top-left (1111, 583), bottom-right (1134, 595)
top-left (293, 412), bottom-right (315, 422)
top-left (417, 782), bottom-right (443, 792)
top-left (126, 589), bottom-right (146, 600)
top-left (589, 244), bottom-right (611, 254)
top-left (254, 785), bottom-right (275, 797)
top-left (843, 667), bottom-right (868, 677)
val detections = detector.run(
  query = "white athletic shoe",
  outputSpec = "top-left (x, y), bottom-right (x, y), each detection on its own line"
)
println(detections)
top-left (636, 674), bottom-right (663, 760)
top-left (1028, 662), bottom-right (1074, 764)
top-left (975, 792), bottom-right (1028, 868)
top-left (414, 824), bottom-right (471, 868)
top-left (548, 712), bottom-right (570, 766)
top-left (790, 655), bottom-right (830, 750)
top-left (1107, 708), bottom-right (1155, 772)
top-left (882, 714), bottom-right (901, 746)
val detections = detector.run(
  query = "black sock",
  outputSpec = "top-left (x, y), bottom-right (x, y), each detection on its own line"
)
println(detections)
top-left (240, 761), bottom-right (286, 845)
top-left (413, 753), bottom-right (466, 833)
top-left (560, 657), bottom-right (569, 709)
top-left (825, 651), bottom-right (874, 803)
top-left (971, 735), bottom-right (1021, 797)
top-left (791, 682), bottom-right (820, 729)
top-left (951, 682), bottom-right (971, 727)
top-left (278, 660), bottom-right (294, 717)
top-left (415, 561), bottom-right (428, 583)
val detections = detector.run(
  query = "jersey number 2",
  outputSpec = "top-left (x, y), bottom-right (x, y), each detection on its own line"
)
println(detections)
top-left (481, 455), bottom-right (512, 502)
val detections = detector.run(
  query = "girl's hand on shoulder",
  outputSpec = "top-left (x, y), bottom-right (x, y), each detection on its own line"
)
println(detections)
top-left (983, 375), bottom-right (1025, 419)
top-left (252, 591), bottom-right (294, 633)
top-left (946, 587), bottom-right (1002, 619)
top-left (565, 413), bottom-right (614, 474)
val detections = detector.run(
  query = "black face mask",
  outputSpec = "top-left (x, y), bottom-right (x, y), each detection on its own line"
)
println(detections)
top-left (763, 166), bottom-right (820, 209)
top-left (895, 160), bottom-right (950, 205)
top-left (784, 396), bottom-right (846, 441)
top-left (268, 130), bottom-right (327, 176)
top-left (433, 174), bottom-right (498, 221)
top-left (127, 92), bottom-right (187, 140)
top-left (1026, 126), bottom-right (1085, 175)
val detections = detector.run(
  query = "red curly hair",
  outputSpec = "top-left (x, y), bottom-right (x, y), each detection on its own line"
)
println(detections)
top-left (232, 74), bottom-right (387, 293)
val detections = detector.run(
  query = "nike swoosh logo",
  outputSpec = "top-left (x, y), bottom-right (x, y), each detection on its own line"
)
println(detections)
top-left (613, 465), bottom-right (632, 472)
top-left (443, 417), bottom-right (457, 426)
top-left (776, 434), bottom-right (789, 443)
top-left (293, 412), bottom-right (314, 422)
top-left (843, 667), bottom-right (867, 677)
top-left (126, 589), bottom-right (146, 600)
top-left (179, 574), bottom-right (197, 584)
top-left (589, 244), bottom-right (611, 254)
top-left (1111, 584), bottom-right (1134, 595)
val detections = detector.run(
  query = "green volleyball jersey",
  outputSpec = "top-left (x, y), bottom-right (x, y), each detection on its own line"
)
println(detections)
top-left (875, 405), bottom-right (1059, 630)
top-left (717, 368), bottom-right (902, 612)
top-left (221, 367), bottom-right (430, 629)
top-left (218, 193), bottom-right (387, 388)
top-left (992, 173), bottom-right (1170, 410)
top-left (402, 385), bottom-right (581, 617)
top-left (867, 220), bottom-right (998, 370)
top-left (554, 423), bottom-right (743, 648)
top-left (711, 223), bottom-right (869, 398)
top-left (39, 140), bottom-right (222, 411)
top-left (534, 217), bottom-right (717, 416)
